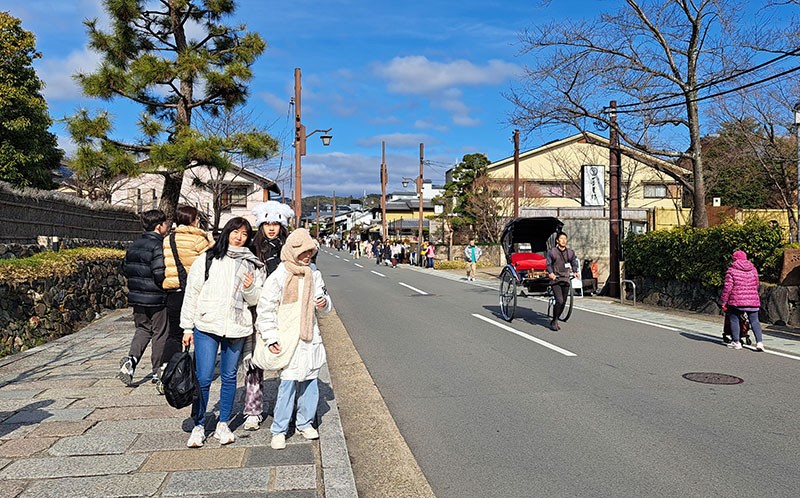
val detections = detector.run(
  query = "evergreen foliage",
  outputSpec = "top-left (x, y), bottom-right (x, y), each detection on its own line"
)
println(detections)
top-left (67, 0), bottom-right (270, 219)
top-left (0, 13), bottom-right (63, 189)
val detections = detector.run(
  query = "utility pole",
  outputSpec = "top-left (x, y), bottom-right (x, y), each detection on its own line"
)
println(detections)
top-left (293, 68), bottom-right (304, 227)
top-left (513, 129), bottom-right (520, 218)
top-left (381, 141), bottom-right (388, 241)
top-left (292, 68), bottom-right (333, 228)
top-left (418, 143), bottom-right (425, 256)
top-left (332, 190), bottom-right (336, 240)
top-left (608, 100), bottom-right (622, 298)
top-left (316, 198), bottom-right (320, 239)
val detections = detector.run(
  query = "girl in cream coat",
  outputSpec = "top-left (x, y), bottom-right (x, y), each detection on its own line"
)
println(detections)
top-left (255, 228), bottom-right (332, 450)
top-left (180, 217), bottom-right (264, 448)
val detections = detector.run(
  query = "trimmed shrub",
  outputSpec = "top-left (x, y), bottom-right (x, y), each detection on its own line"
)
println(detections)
top-left (0, 248), bottom-right (124, 281)
top-left (434, 260), bottom-right (493, 270)
top-left (624, 219), bottom-right (784, 288)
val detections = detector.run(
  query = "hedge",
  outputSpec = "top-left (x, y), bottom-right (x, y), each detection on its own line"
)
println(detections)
top-left (0, 247), bottom-right (125, 281)
top-left (623, 219), bottom-right (784, 288)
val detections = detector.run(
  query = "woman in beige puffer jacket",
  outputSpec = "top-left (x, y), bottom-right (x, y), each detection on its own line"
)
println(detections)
top-left (160, 205), bottom-right (213, 374)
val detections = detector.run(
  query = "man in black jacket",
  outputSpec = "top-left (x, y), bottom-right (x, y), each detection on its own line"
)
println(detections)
top-left (118, 209), bottom-right (169, 386)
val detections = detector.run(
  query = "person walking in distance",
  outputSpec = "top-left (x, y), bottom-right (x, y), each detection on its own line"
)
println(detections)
top-left (545, 232), bottom-right (579, 331)
top-left (464, 239), bottom-right (482, 281)
top-left (721, 250), bottom-right (765, 351)
top-left (240, 201), bottom-right (293, 431)
top-left (118, 209), bottom-right (169, 386)
top-left (181, 217), bottom-right (265, 448)
top-left (255, 228), bottom-right (333, 450)
top-left (160, 205), bottom-right (213, 392)
top-left (425, 241), bottom-right (436, 268)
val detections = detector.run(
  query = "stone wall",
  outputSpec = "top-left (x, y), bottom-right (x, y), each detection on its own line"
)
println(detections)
top-left (630, 276), bottom-right (800, 326)
top-left (0, 258), bottom-right (127, 357)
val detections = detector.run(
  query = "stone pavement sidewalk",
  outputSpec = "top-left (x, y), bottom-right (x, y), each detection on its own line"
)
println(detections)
top-left (0, 308), bottom-right (356, 498)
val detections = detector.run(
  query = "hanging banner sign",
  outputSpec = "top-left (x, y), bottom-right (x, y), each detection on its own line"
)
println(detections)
top-left (581, 165), bottom-right (605, 207)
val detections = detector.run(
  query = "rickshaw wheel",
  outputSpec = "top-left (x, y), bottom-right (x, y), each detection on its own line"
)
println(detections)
top-left (499, 268), bottom-right (517, 322)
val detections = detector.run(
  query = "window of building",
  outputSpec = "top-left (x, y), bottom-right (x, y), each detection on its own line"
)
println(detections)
top-left (643, 184), bottom-right (668, 198)
top-left (538, 182), bottom-right (563, 197)
top-left (220, 184), bottom-right (250, 209)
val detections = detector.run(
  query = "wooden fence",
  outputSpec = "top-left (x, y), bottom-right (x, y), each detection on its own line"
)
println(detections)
top-left (0, 183), bottom-right (141, 244)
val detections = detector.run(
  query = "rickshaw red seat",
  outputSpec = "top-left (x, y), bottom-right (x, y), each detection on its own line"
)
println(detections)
top-left (511, 252), bottom-right (546, 271)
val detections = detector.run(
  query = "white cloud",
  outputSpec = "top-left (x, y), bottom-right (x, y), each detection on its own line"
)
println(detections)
top-left (369, 115), bottom-right (401, 125)
top-left (300, 151), bottom-right (445, 197)
top-left (259, 92), bottom-right (291, 115)
top-left (414, 120), bottom-right (448, 132)
top-left (356, 133), bottom-right (434, 149)
top-left (37, 48), bottom-right (102, 101)
top-left (374, 55), bottom-right (521, 95)
top-left (373, 55), bottom-right (519, 127)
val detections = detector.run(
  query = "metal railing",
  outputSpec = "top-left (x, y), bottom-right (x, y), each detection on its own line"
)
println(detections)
top-left (621, 279), bottom-right (637, 306)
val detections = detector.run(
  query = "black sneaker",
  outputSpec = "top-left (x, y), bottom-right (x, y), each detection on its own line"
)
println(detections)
top-left (117, 356), bottom-right (136, 385)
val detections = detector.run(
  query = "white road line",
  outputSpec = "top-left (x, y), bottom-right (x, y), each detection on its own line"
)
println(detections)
top-left (559, 304), bottom-right (680, 331)
top-left (343, 258), bottom-right (350, 262)
top-left (371, 270), bottom-right (386, 278)
top-left (354, 263), bottom-right (364, 268)
top-left (678, 331), bottom-right (800, 360)
top-left (472, 314), bottom-right (577, 357)
top-left (335, 255), bottom-right (341, 259)
top-left (399, 282), bottom-right (428, 295)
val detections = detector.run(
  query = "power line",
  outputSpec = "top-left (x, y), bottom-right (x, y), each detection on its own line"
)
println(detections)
top-left (614, 48), bottom-right (800, 111)
top-left (610, 63), bottom-right (800, 115)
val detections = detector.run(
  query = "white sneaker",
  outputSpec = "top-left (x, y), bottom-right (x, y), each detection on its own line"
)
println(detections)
top-left (271, 433), bottom-right (286, 450)
top-left (213, 422), bottom-right (236, 445)
top-left (297, 426), bottom-right (319, 440)
top-left (243, 414), bottom-right (262, 431)
top-left (187, 425), bottom-right (205, 448)
top-left (756, 342), bottom-right (765, 352)
top-left (117, 356), bottom-right (135, 386)
top-left (727, 341), bottom-right (742, 350)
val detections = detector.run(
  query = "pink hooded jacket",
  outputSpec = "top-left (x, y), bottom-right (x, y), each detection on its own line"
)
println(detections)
top-left (720, 250), bottom-right (761, 309)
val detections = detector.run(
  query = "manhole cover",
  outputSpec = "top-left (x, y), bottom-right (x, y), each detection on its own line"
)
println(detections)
top-left (682, 372), bottom-right (743, 385)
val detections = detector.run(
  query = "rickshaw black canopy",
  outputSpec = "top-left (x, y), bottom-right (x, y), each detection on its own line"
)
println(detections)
top-left (500, 217), bottom-right (564, 259)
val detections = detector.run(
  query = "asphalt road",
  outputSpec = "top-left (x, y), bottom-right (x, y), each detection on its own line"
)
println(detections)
top-left (317, 249), bottom-right (800, 498)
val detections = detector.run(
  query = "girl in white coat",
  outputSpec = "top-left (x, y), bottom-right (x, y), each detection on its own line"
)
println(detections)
top-left (180, 217), bottom-right (264, 448)
top-left (255, 228), bottom-right (332, 450)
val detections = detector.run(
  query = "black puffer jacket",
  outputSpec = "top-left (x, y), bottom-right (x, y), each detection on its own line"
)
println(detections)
top-left (123, 231), bottom-right (167, 307)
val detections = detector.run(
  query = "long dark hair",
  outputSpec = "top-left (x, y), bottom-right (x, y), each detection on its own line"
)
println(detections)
top-left (252, 223), bottom-right (288, 262)
top-left (211, 217), bottom-right (252, 259)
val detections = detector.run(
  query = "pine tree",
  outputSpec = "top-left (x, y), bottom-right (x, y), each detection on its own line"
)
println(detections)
top-left (68, 0), bottom-right (269, 220)
top-left (0, 12), bottom-right (63, 189)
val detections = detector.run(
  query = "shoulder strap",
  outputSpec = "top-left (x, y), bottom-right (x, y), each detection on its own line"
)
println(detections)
top-left (169, 233), bottom-right (188, 290)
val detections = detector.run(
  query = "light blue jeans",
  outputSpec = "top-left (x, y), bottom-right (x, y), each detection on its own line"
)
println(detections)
top-left (192, 328), bottom-right (244, 427)
top-left (271, 379), bottom-right (319, 435)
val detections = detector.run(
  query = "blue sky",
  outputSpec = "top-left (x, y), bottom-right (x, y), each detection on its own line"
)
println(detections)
top-left (7, 0), bottom-right (631, 197)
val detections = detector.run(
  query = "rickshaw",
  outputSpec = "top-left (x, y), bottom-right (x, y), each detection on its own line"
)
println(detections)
top-left (498, 217), bottom-right (575, 322)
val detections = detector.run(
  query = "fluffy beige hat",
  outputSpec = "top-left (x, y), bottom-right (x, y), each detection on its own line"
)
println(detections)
top-left (280, 228), bottom-right (318, 264)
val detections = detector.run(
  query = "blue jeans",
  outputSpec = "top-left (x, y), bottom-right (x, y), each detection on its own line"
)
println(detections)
top-left (192, 328), bottom-right (244, 427)
top-left (271, 379), bottom-right (319, 435)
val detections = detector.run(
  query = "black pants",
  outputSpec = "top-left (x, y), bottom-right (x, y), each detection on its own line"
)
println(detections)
top-left (163, 290), bottom-right (185, 366)
top-left (551, 281), bottom-right (570, 320)
top-left (129, 306), bottom-right (168, 373)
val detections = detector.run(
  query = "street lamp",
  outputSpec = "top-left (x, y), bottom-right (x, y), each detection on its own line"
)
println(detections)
top-left (293, 67), bottom-right (332, 227)
top-left (794, 102), bottom-right (800, 242)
